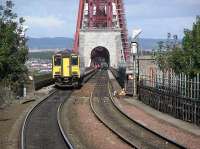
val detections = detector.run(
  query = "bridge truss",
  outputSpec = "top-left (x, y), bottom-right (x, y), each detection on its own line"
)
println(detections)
top-left (73, 0), bottom-right (130, 62)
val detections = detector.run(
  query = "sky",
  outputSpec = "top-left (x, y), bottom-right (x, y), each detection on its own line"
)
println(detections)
top-left (2, 0), bottom-right (200, 39)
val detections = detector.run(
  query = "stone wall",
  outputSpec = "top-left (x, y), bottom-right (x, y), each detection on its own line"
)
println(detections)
top-left (138, 55), bottom-right (158, 76)
top-left (79, 29), bottom-right (124, 68)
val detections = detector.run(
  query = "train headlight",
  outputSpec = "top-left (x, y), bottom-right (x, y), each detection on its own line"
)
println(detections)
top-left (55, 72), bottom-right (60, 75)
top-left (128, 74), bottom-right (134, 80)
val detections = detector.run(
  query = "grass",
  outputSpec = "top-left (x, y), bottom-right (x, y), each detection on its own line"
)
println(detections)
top-left (33, 73), bottom-right (54, 90)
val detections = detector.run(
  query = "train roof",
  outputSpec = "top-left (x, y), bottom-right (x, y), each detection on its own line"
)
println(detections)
top-left (56, 49), bottom-right (71, 54)
top-left (54, 50), bottom-right (78, 57)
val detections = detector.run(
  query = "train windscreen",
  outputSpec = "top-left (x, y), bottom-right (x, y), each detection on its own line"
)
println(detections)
top-left (54, 56), bottom-right (61, 66)
top-left (71, 56), bottom-right (78, 65)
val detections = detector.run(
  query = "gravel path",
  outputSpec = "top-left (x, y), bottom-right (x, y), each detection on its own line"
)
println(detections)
top-left (108, 69), bottom-right (200, 149)
top-left (115, 98), bottom-right (200, 149)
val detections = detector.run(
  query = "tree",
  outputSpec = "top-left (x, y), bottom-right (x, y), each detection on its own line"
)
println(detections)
top-left (154, 16), bottom-right (200, 77)
top-left (0, 1), bottom-right (28, 87)
top-left (181, 16), bottom-right (200, 76)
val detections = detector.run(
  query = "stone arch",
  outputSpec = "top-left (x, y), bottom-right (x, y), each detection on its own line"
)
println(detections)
top-left (90, 46), bottom-right (110, 67)
top-left (79, 30), bottom-right (124, 68)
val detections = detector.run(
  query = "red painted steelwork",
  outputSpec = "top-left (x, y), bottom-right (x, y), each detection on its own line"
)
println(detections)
top-left (115, 0), bottom-right (130, 61)
top-left (73, 0), bottom-right (84, 53)
top-left (73, 0), bottom-right (130, 61)
top-left (88, 0), bottom-right (94, 28)
top-left (107, 0), bottom-right (113, 28)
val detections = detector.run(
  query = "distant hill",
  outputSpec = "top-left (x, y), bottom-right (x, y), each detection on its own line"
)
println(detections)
top-left (27, 37), bottom-right (169, 51)
top-left (138, 38), bottom-right (163, 51)
top-left (27, 37), bottom-right (74, 50)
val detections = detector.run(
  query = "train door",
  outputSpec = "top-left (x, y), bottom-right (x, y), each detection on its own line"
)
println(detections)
top-left (71, 55), bottom-right (80, 77)
top-left (62, 57), bottom-right (71, 77)
top-left (52, 55), bottom-right (61, 78)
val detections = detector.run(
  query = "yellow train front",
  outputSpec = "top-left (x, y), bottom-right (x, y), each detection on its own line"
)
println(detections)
top-left (52, 51), bottom-right (82, 87)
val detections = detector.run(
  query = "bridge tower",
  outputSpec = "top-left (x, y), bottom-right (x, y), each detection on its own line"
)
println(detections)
top-left (73, 0), bottom-right (130, 68)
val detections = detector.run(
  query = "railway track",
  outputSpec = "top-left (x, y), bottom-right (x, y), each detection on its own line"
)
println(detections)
top-left (90, 70), bottom-right (185, 149)
top-left (21, 69), bottom-right (97, 149)
top-left (21, 89), bottom-right (73, 149)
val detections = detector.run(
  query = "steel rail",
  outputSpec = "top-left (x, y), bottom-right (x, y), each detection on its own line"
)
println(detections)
top-left (21, 90), bottom-right (57, 149)
top-left (21, 89), bottom-right (73, 149)
top-left (57, 99), bottom-right (74, 149)
top-left (107, 81), bottom-right (186, 149)
top-left (89, 91), bottom-right (137, 148)
top-left (21, 70), bottom-right (97, 149)
top-left (90, 70), bottom-right (185, 149)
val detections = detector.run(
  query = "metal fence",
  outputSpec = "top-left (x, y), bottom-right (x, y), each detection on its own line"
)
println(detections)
top-left (138, 70), bottom-right (200, 125)
top-left (0, 82), bottom-right (14, 105)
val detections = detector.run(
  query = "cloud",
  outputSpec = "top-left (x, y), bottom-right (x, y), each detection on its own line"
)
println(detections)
top-left (128, 16), bottom-right (196, 38)
top-left (23, 16), bottom-right (70, 37)
top-left (24, 16), bottom-right (65, 28)
top-left (172, 0), bottom-right (200, 5)
top-left (126, 0), bottom-right (200, 6)
top-left (11, 0), bottom-right (200, 38)
top-left (125, 1), bottom-right (200, 19)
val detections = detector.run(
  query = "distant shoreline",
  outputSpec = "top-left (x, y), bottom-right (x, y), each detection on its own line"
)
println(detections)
top-left (29, 49), bottom-right (67, 53)
top-left (27, 37), bottom-right (181, 52)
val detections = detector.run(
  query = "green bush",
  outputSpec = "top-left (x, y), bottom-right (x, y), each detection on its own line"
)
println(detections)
top-left (154, 16), bottom-right (200, 77)
top-left (0, 1), bottom-right (28, 101)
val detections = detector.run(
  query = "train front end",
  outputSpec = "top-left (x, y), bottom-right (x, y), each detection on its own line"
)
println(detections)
top-left (52, 52), bottom-right (82, 87)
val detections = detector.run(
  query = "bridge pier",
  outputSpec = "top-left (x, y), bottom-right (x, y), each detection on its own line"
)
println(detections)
top-left (79, 29), bottom-right (124, 68)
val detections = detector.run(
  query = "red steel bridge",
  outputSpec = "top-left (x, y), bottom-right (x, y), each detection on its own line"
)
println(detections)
top-left (73, 0), bottom-right (131, 68)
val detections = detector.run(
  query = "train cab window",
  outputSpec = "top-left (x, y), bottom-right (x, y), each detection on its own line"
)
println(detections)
top-left (54, 56), bottom-right (61, 66)
top-left (71, 56), bottom-right (78, 65)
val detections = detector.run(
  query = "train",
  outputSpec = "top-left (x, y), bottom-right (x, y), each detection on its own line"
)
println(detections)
top-left (52, 51), bottom-right (85, 87)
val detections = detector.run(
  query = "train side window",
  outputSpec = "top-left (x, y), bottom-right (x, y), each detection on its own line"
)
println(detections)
top-left (54, 56), bottom-right (61, 66)
top-left (71, 56), bottom-right (78, 65)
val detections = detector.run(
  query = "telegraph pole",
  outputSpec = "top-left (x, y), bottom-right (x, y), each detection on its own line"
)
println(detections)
top-left (131, 29), bottom-right (142, 96)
